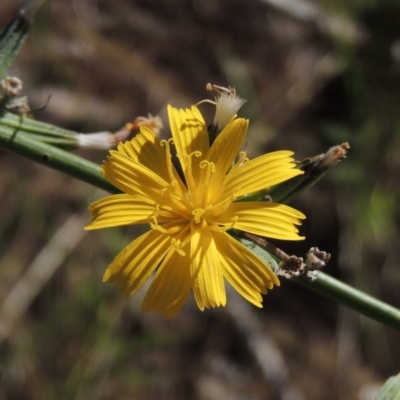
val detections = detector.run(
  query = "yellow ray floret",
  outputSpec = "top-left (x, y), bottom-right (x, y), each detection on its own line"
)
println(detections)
top-left (85, 104), bottom-right (306, 317)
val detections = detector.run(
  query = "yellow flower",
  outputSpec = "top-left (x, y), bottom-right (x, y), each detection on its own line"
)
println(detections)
top-left (86, 105), bottom-right (305, 317)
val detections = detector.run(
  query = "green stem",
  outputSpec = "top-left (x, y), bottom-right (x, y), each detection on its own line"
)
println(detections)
top-left (298, 273), bottom-right (400, 331)
top-left (0, 122), bottom-right (118, 194)
top-left (1, 112), bottom-right (78, 139)
top-left (242, 234), bottom-right (400, 332)
top-left (1, 124), bottom-right (400, 330)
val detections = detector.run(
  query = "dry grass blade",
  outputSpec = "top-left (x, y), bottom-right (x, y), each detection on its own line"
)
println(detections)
top-left (0, 215), bottom-right (86, 343)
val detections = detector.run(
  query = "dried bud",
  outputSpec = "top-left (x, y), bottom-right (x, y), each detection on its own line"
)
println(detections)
top-left (0, 77), bottom-right (23, 98)
top-left (278, 247), bottom-right (331, 281)
top-left (197, 83), bottom-right (245, 141)
top-left (76, 113), bottom-right (163, 149)
top-left (124, 114), bottom-right (164, 136)
top-left (278, 255), bottom-right (306, 279)
top-left (5, 96), bottom-right (30, 115)
top-left (305, 247), bottom-right (331, 270)
top-left (320, 142), bottom-right (350, 168)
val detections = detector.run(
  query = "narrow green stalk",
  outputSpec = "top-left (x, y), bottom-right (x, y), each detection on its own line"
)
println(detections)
top-left (1, 124), bottom-right (400, 330)
top-left (241, 233), bottom-right (400, 331)
top-left (0, 112), bottom-right (82, 148)
top-left (1, 112), bottom-right (78, 139)
top-left (298, 273), bottom-right (400, 331)
top-left (0, 122), bottom-right (118, 194)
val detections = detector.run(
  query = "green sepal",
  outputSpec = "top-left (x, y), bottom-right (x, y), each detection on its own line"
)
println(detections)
top-left (236, 143), bottom-right (350, 205)
top-left (237, 154), bottom-right (329, 205)
top-left (266, 155), bottom-right (328, 204)
top-left (239, 237), bottom-right (280, 274)
top-left (374, 373), bottom-right (400, 400)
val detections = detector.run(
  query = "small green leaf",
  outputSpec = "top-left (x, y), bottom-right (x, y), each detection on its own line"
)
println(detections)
top-left (0, 15), bottom-right (30, 80)
top-left (239, 238), bottom-right (280, 274)
top-left (374, 373), bottom-right (400, 400)
top-left (266, 155), bottom-right (329, 204)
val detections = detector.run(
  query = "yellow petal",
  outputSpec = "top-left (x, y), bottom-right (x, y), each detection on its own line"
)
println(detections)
top-left (85, 194), bottom-right (161, 230)
top-left (213, 231), bottom-right (279, 307)
top-left (142, 246), bottom-right (192, 318)
top-left (190, 220), bottom-right (226, 310)
top-left (104, 229), bottom-right (172, 297)
top-left (216, 202), bottom-right (306, 240)
top-left (222, 151), bottom-right (303, 199)
top-left (102, 151), bottom-right (168, 199)
top-left (204, 118), bottom-right (249, 201)
top-left (116, 127), bottom-right (171, 183)
top-left (167, 105), bottom-right (209, 182)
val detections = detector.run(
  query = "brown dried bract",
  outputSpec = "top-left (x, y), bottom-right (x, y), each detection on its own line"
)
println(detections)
top-left (278, 255), bottom-right (305, 279)
top-left (124, 114), bottom-right (164, 136)
top-left (320, 142), bottom-right (350, 167)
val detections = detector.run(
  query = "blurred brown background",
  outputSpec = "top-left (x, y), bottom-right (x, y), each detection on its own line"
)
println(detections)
top-left (1, 0), bottom-right (400, 399)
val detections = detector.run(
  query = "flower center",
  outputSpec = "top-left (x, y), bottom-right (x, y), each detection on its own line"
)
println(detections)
top-left (149, 138), bottom-right (238, 246)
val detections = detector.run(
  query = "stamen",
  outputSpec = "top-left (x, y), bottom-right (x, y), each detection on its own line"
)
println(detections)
top-left (190, 150), bottom-right (202, 158)
top-left (192, 204), bottom-right (214, 224)
top-left (195, 99), bottom-right (216, 107)
top-left (160, 182), bottom-right (190, 214)
top-left (236, 151), bottom-right (249, 166)
top-left (226, 215), bottom-right (239, 230)
top-left (210, 193), bottom-right (235, 216)
top-left (176, 224), bottom-right (192, 249)
top-left (229, 151), bottom-right (248, 173)
top-left (206, 83), bottom-right (237, 97)
top-left (171, 238), bottom-right (186, 256)
top-left (199, 160), bottom-right (215, 173)
top-left (150, 220), bottom-right (186, 235)
top-left (199, 160), bottom-right (216, 186)
top-left (199, 160), bottom-right (215, 205)
top-left (192, 208), bottom-right (205, 224)
top-left (177, 151), bottom-right (202, 195)
top-left (162, 138), bottom-right (178, 185)
top-left (165, 225), bottom-right (184, 234)
top-left (195, 84), bottom-right (236, 108)
top-left (209, 215), bottom-right (238, 233)
top-left (147, 204), bottom-right (161, 224)
top-left (150, 222), bottom-right (170, 234)
top-left (216, 152), bottom-right (249, 199)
